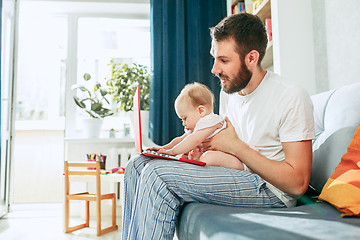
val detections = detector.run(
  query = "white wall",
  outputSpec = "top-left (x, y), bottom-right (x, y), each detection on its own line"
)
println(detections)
top-left (272, 0), bottom-right (360, 94)
top-left (272, 0), bottom-right (316, 95)
top-left (312, 0), bottom-right (360, 92)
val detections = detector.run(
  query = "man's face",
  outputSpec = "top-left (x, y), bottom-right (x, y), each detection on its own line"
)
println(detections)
top-left (210, 38), bottom-right (252, 94)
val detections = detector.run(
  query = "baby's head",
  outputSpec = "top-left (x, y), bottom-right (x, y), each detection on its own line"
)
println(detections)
top-left (175, 82), bottom-right (214, 131)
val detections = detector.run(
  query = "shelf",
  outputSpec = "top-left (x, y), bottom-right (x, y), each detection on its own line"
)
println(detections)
top-left (262, 41), bottom-right (273, 69)
top-left (253, 0), bottom-right (271, 22)
top-left (231, 0), bottom-right (239, 8)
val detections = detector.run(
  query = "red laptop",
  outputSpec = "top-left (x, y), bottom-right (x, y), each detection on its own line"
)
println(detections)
top-left (133, 87), bottom-right (205, 166)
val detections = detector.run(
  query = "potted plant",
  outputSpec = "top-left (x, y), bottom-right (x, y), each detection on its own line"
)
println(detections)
top-left (72, 73), bottom-right (113, 138)
top-left (106, 60), bottom-right (150, 137)
top-left (106, 60), bottom-right (150, 112)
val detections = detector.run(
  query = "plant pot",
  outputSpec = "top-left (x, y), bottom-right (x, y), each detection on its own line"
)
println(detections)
top-left (81, 118), bottom-right (103, 138)
top-left (120, 110), bottom-right (149, 138)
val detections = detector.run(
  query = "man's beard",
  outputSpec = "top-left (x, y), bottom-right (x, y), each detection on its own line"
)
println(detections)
top-left (217, 62), bottom-right (252, 94)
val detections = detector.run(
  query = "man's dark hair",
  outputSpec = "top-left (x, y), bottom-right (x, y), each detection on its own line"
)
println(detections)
top-left (210, 13), bottom-right (268, 65)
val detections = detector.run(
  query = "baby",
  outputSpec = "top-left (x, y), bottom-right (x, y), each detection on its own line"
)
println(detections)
top-left (154, 82), bottom-right (244, 170)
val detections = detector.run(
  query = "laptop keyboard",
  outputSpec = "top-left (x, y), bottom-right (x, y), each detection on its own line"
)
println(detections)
top-left (143, 149), bottom-right (181, 160)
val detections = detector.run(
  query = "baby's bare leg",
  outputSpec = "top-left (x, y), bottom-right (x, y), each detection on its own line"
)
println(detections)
top-left (200, 151), bottom-right (244, 170)
top-left (188, 147), bottom-right (202, 161)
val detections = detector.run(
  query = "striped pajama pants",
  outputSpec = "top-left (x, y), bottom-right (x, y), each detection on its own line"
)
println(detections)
top-left (122, 154), bottom-right (286, 240)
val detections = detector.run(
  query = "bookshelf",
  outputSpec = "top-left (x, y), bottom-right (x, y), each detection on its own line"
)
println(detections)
top-left (253, 0), bottom-right (271, 20)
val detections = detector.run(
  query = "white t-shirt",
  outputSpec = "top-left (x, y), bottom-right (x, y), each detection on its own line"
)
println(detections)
top-left (219, 71), bottom-right (315, 207)
top-left (193, 113), bottom-right (226, 138)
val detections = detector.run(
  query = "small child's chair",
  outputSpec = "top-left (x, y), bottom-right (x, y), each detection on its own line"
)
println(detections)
top-left (64, 160), bottom-right (118, 236)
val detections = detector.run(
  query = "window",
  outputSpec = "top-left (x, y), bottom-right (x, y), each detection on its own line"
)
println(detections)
top-left (71, 17), bottom-right (150, 137)
top-left (16, 10), bottom-right (67, 129)
top-left (15, 0), bottom-right (150, 134)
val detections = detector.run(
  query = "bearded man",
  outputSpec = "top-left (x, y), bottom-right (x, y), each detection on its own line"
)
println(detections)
top-left (122, 13), bottom-right (315, 240)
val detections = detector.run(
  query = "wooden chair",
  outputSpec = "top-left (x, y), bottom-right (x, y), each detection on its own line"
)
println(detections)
top-left (64, 160), bottom-right (118, 236)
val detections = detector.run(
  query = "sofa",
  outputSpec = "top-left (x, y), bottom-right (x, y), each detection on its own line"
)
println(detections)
top-left (176, 82), bottom-right (360, 239)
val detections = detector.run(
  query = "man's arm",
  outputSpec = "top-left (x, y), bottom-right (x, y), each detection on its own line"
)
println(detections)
top-left (204, 118), bottom-right (312, 196)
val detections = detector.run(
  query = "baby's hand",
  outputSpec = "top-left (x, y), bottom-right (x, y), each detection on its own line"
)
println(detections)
top-left (147, 146), bottom-right (161, 152)
top-left (157, 148), bottom-right (175, 156)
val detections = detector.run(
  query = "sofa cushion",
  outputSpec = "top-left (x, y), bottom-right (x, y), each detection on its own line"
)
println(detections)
top-left (176, 202), bottom-right (360, 240)
top-left (310, 83), bottom-right (360, 192)
top-left (318, 123), bottom-right (360, 217)
top-left (311, 89), bottom-right (335, 141)
top-left (311, 126), bottom-right (357, 192)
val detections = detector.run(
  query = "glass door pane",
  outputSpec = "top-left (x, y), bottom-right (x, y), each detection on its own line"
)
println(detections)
top-left (1, 0), bottom-right (16, 217)
top-left (12, 2), bottom-right (67, 203)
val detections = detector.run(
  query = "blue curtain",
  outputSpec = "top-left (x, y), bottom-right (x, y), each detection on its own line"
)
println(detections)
top-left (149, 0), bottom-right (227, 145)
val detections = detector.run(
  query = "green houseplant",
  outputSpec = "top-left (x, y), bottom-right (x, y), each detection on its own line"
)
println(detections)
top-left (106, 60), bottom-right (150, 112)
top-left (72, 73), bottom-right (113, 118)
top-left (72, 73), bottom-right (114, 138)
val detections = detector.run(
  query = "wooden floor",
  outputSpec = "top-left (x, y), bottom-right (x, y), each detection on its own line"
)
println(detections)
top-left (0, 203), bottom-right (122, 240)
top-left (0, 203), bottom-right (180, 240)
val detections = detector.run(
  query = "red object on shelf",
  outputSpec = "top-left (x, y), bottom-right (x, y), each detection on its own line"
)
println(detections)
top-left (265, 18), bottom-right (272, 42)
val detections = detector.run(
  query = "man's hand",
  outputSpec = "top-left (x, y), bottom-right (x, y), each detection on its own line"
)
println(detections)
top-left (202, 117), bottom-right (242, 155)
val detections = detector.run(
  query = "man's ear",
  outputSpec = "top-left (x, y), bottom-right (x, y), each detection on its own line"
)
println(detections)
top-left (197, 105), bottom-right (206, 116)
top-left (245, 50), bottom-right (260, 69)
